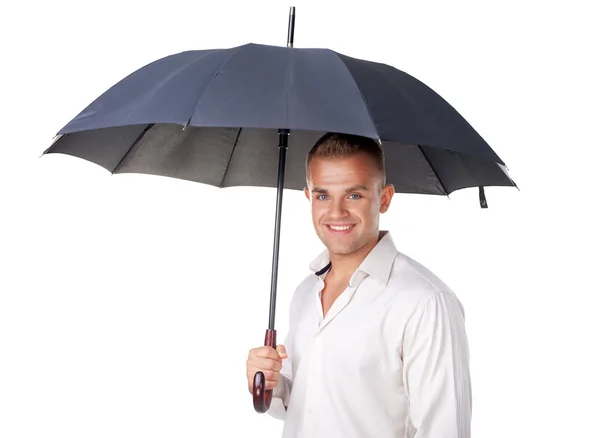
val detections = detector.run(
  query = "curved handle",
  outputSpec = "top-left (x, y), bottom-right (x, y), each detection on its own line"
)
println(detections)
top-left (252, 371), bottom-right (272, 413)
top-left (253, 329), bottom-right (277, 413)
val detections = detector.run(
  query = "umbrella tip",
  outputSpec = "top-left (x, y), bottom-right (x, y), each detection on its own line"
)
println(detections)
top-left (287, 6), bottom-right (296, 47)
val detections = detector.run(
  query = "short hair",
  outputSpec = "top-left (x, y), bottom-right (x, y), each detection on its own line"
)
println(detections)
top-left (306, 132), bottom-right (386, 186)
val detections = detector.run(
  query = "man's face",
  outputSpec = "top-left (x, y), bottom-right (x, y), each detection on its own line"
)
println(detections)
top-left (304, 154), bottom-right (394, 258)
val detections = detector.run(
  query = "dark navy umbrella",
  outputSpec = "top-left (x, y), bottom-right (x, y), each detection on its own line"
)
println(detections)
top-left (43, 7), bottom-right (516, 413)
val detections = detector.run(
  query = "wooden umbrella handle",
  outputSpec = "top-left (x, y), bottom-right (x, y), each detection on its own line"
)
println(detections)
top-left (253, 329), bottom-right (277, 413)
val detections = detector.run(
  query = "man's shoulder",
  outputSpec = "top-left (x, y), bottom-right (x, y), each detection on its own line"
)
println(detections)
top-left (384, 252), bottom-right (467, 326)
top-left (388, 250), bottom-right (458, 302)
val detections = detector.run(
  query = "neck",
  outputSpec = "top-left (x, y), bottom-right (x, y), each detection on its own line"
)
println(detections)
top-left (328, 232), bottom-right (382, 279)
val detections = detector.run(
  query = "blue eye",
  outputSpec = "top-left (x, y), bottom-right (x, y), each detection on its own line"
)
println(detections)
top-left (348, 193), bottom-right (362, 200)
top-left (317, 194), bottom-right (329, 200)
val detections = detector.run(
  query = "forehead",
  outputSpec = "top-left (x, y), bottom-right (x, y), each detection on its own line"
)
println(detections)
top-left (306, 155), bottom-right (379, 186)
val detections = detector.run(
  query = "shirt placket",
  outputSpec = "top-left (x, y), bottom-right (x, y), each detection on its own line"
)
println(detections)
top-left (303, 330), bottom-right (324, 435)
top-left (300, 279), bottom-right (328, 435)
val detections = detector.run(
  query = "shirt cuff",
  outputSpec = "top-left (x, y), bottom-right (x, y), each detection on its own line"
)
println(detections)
top-left (267, 375), bottom-right (291, 420)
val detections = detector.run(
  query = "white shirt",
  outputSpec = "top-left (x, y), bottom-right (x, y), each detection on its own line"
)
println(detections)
top-left (268, 231), bottom-right (471, 438)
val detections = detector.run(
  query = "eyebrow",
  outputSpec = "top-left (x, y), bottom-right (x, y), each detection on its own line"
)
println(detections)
top-left (312, 185), bottom-right (369, 193)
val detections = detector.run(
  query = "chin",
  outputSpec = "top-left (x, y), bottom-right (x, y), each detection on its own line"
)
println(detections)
top-left (323, 240), bottom-right (360, 256)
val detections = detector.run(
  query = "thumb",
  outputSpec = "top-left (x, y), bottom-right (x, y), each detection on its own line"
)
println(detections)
top-left (276, 344), bottom-right (288, 359)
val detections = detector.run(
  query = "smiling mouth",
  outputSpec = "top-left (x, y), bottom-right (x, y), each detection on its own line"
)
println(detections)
top-left (326, 224), bottom-right (355, 233)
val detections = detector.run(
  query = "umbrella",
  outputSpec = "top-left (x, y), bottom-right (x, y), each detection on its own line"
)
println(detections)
top-left (42, 7), bottom-right (517, 413)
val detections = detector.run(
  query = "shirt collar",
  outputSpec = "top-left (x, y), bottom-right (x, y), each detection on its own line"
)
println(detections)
top-left (309, 231), bottom-right (398, 286)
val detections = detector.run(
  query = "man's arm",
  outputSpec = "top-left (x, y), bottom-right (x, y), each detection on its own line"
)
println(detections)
top-left (402, 290), bottom-right (472, 437)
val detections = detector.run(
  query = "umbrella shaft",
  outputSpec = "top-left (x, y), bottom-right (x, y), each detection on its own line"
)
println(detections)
top-left (268, 129), bottom-right (289, 331)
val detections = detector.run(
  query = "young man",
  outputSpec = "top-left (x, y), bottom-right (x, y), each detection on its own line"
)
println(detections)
top-left (246, 133), bottom-right (472, 437)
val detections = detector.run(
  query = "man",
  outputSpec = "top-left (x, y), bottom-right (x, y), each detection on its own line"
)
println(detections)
top-left (246, 133), bottom-right (471, 437)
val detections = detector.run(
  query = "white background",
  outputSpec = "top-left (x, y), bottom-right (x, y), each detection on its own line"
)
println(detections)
top-left (1, 0), bottom-right (599, 436)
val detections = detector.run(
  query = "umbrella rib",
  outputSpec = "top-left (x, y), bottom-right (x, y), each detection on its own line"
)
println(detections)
top-left (417, 145), bottom-right (449, 196)
top-left (42, 134), bottom-right (65, 155)
top-left (336, 54), bottom-right (380, 140)
top-left (218, 128), bottom-right (242, 188)
top-left (184, 46), bottom-right (245, 128)
top-left (111, 124), bottom-right (154, 174)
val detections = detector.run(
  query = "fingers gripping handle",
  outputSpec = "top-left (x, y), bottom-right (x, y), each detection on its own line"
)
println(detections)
top-left (253, 329), bottom-right (277, 413)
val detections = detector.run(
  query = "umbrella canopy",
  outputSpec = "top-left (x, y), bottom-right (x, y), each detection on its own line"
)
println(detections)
top-left (45, 43), bottom-right (515, 198)
top-left (43, 9), bottom-right (516, 413)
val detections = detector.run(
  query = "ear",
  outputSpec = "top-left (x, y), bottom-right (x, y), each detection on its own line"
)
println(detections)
top-left (304, 187), bottom-right (310, 201)
top-left (379, 184), bottom-right (395, 213)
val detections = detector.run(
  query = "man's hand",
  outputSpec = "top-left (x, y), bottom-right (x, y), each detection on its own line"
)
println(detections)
top-left (246, 345), bottom-right (288, 393)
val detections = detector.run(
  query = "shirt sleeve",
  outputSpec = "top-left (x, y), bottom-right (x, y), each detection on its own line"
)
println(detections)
top-left (402, 290), bottom-right (472, 437)
top-left (266, 331), bottom-right (293, 420)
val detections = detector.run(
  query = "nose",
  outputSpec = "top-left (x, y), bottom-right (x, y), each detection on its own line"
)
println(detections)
top-left (327, 198), bottom-right (349, 219)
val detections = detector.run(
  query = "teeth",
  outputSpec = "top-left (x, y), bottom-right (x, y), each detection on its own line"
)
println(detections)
top-left (330, 225), bottom-right (352, 231)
